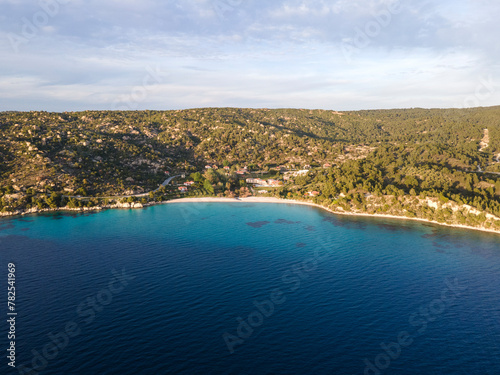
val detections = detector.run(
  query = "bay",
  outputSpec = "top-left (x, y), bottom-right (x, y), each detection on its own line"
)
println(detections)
top-left (1, 202), bottom-right (499, 374)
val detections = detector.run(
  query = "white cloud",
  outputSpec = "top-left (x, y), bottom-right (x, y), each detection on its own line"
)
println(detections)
top-left (0, 0), bottom-right (498, 111)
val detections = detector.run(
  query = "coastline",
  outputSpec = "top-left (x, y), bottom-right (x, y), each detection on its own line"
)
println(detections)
top-left (165, 196), bottom-right (500, 235)
top-left (1, 196), bottom-right (499, 235)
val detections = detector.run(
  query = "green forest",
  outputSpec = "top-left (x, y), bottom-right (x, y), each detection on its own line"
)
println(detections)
top-left (1, 106), bottom-right (500, 230)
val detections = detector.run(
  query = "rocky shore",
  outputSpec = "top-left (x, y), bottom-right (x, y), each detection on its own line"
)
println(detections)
top-left (0, 201), bottom-right (149, 217)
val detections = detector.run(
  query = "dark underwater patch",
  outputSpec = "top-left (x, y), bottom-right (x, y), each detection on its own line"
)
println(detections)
top-left (246, 221), bottom-right (270, 228)
top-left (376, 222), bottom-right (413, 232)
top-left (0, 222), bottom-right (15, 232)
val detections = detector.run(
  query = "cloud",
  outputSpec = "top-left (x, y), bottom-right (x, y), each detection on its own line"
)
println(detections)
top-left (0, 0), bottom-right (498, 111)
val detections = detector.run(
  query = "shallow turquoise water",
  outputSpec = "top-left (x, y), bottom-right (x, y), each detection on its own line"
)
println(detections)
top-left (1, 202), bottom-right (499, 374)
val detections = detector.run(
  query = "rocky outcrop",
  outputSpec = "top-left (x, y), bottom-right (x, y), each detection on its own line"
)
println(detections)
top-left (0, 206), bottom-right (104, 217)
top-left (109, 202), bottom-right (144, 209)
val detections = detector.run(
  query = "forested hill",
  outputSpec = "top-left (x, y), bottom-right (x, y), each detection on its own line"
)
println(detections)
top-left (1, 106), bottom-right (500, 229)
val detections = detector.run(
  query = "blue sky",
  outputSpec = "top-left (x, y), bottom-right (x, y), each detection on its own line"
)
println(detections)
top-left (0, 0), bottom-right (499, 111)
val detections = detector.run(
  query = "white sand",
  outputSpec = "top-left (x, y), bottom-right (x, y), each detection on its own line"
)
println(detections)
top-left (165, 196), bottom-right (500, 235)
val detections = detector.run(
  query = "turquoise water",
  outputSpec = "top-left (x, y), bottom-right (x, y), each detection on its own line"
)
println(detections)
top-left (1, 202), bottom-right (500, 374)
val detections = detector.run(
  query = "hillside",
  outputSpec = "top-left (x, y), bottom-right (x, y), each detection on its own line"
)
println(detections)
top-left (1, 106), bottom-right (500, 230)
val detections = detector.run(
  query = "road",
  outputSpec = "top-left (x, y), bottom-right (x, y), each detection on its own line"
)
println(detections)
top-left (475, 165), bottom-right (500, 177)
top-left (479, 171), bottom-right (500, 176)
top-left (160, 175), bottom-right (181, 188)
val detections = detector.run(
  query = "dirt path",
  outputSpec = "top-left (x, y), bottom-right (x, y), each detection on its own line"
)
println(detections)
top-left (479, 129), bottom-right (489, 151)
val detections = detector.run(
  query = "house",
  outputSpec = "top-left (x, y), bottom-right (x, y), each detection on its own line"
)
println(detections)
top-left (307, 191), bottom-right (320, 197)
top-left (293, 170), bottom-right (309, 177)
top-left (212, 165), bottom-right (219, 170)
top-left (267, 179), bottom-right (282, 186)
top-left (323, 163), bottom-right (332, 168)
top-left (205, 165), bottom-right (212, 169)
top-left (223, 166), bottom-right (230, 170)
top-left (246, 178), bottom-right (281, 187)
top-left (236, 170), bottom-right (246, 175)
top-left (178, 186), bottom-right (188, 193)
top-left (164, 171), bottom-right (170, 175)
top-left (184, 181), bottom-right (195, 186)
top-left (246, 178), bottom-right (266, 185)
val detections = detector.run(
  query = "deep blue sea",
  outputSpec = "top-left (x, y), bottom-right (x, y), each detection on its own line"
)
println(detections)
top-left (1, 202), bottom-right (500, 375)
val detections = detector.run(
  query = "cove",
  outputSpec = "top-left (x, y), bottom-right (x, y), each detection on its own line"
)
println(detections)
top-left (0, 202), bottom-right (499, 374)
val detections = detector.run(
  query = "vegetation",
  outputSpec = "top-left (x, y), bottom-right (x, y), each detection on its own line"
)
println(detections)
top-left (1, 106), bottom-right (500, 230)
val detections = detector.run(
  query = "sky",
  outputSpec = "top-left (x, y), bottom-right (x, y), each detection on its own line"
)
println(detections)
top-left (0, 0), bottom-right (499, 112)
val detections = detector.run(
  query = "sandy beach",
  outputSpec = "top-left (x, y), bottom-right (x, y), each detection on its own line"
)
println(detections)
top-left (2, 196), bottom-right (498, 235)
top-left (165, 196), bottom-right (500, 235)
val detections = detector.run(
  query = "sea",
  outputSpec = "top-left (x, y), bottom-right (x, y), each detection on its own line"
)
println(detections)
top-left (1, 202), bottom-right (499, 374)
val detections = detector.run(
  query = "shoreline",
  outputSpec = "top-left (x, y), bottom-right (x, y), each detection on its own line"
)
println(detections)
top-left (165, 196), bottom-right (500, 235)
top-left (1, 196), bottom-right (499, 235)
